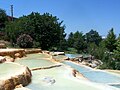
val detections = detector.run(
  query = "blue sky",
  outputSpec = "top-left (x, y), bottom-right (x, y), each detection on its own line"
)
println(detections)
top-left (0, 0), bottom-right (120, 37)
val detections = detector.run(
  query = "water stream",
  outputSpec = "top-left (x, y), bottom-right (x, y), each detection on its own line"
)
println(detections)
top-left (64, 54), bottom-right (120, 89)
top-left (8, 53), bottom-right (120, 90)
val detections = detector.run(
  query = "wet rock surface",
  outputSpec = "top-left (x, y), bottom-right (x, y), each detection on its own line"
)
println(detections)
top-left (50, 52), bottom-right (65, 56)
top-left (0, 49), bottom-right (25, 59)
top-left (67, 55), bottom-right (102, 68)
top-left (0, 56), bottom-right (6, 63)
top-left (5, 56), bottom-right (14, 62)
top-left (42, 76), bottom-right (56, 85)
top-left (14, 87), bottom-right (31, 90)
top-left (25, 49), bottom-right (42, 54)
top-left (0, 43), bottom-right (6, 48)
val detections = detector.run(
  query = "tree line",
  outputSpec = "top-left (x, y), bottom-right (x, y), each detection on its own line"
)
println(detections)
top-left (0, 8), bottom-right (120, 70)
top-left (67, 28), bottom-right (120, 69)
top-left (0, 8), bottom-right (66, 50)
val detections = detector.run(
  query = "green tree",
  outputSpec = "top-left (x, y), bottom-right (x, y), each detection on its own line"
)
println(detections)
top-left (0, 8), bottom-right (8, 25)
top-left (87, 43), bottom-right (98, 55)
top-left (85, 29), bottom-right (102, 45)
top-left (0, 8), bottom-right (8, 39)
top-left (114, 37), bottom-right (120, 69)
top-left (73, 31), bottom-right (86, 53)
top-left (105, 28), bottom-right (116, 52)
top-left (58, 39), bottom-right (68, 51)
top-left (99, 35), bottom-right (120, 70)
top-left (100, 52), bottom-right (115, 69)
top-left (5, 12), bottom-right (66, 49)
top-left (58, 26), bottom-right (67, 51)
top-left (87, 41), bottom-right (106, 60)
top-left (67, 32), bottom-right (74, 47)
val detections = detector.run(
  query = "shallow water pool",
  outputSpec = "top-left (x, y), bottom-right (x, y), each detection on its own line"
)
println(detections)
top-left (65, 54), bottom-right (82, 58)
top-left (15, 54), bottom-right (54, 69)
top-left (65, 54), bottom-right (89, 58)
top-left (26, 66), bottom-right (109, 90)
top-left (14, 53), bottom-right (119, 90)
top-left (0, 63), bottom-right (24, 78)
top-left (63, 61), bottom-right (120, 86)
top-left (15, 59), bottom-right (54, 69)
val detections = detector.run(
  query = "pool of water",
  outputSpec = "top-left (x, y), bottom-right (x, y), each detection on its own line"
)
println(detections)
top-left (26, 66), bottom-right (109, 90)
top-left (24, 53), bottom-right (51, 59)
top-left (63, 61), bottom-right (120, 85)
top-left (84, 71), bottom-right (120, 84)
top-left (15, 59), bottom-right (54, 69)
top-left (53, 55), bottom-right (68, 61)
top-left (65, 54), bottom-right (89, 58)
top-left (111, 85), bottom-right (120, 88)
top-left (14, 53), bottom-right (120, 90)
top-left (65, 54), bottom-right (81, 58)
top-left (15, 54), bottom-right (54, 69)
top-left (0, 62), bottom-right (24, 78)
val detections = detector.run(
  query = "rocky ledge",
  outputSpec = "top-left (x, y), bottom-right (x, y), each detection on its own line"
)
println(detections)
top-left (0, 49), bottom-right (26, 59)
top-left (50, 52), bottom-right (65, 56)
top-left (0, 62), bottom-right (32, 90)
top-left (31, 64), bottom-right (62, 71)
top-left (0, 56), bottom-right (6, 63)
top-left (0, 49), bottom-right (43, 63)
top-left (67, 55), bottom-right (102, 68)
top-left (25, 49), bottom-right (42, 54)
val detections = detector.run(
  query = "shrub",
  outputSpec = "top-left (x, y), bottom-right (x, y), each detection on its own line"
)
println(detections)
top-left (115, 62), bottom-right (120, 70)
top-left (17, 34), bottom-right (33, 48)
top-left (99, 52), bottom-right (115, 69)
top-left (33, 41), bottom-right (40, 48)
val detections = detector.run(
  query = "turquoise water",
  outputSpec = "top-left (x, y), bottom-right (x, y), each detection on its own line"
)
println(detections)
top-left (65, 54), bottom-right (82, 58)
top-left (0, 62), bottom-right (23, 78)
top-left (63, 61), bottom-right (120, 85)
top-left (15, 59), bottom-right (54, 69)
top-left (15, 54), bottom-right (54, 69)
top-left (14, 53), bottom-right (120, 90)
top-left (111, 85), bottom-right (120, 88)
top-left (84, 71), bottom-right (120, 84)
top-left (16, 53), bottom-right (114, 90)
top-left (27, 66), bottom-right (106, 90)
top-left (65, 54), bottom-right (89, 58)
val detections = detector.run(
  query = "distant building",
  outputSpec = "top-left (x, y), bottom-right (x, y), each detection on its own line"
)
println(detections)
top-left (0, 15), bottom-right (17, 28)
top-left (7, 15), bottom-right (17, 21)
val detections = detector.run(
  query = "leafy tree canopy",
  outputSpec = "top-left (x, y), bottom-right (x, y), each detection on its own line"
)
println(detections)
top-left (105, 28), bottom-right (116, 52)
top-left (85, 29), bottom-right (102, 45)
top-left (0, 8), bottom-right (7, 23)
top-left (5, 12), bottom-right (66, 49)
top-left (67, 32), bottom-right (74, 47)
top-left (113, 35), bottom-right (120, 61)
top-left (67, 31), bottom-right (86, 53)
